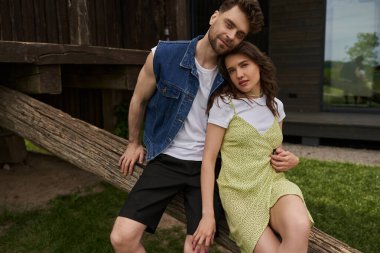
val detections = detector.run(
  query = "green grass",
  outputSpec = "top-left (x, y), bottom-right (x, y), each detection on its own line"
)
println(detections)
top-left (0, 159), bottom-right (379, 253)
top-left (24, 139), bottom-right (50, 155)
top-left (0, 183), bottom-right (223, 253)
top-left (0, 184), bottom-right (121, 253)
top-left (287, 159), bottom-right (380, 253)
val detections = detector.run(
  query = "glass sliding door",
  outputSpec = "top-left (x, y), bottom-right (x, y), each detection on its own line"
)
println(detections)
top-left (323, 0), bottom-right (380, 110)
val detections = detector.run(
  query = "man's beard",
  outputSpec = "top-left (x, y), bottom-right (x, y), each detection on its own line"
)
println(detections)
top-left (208, 32), bottom-right (232, 55)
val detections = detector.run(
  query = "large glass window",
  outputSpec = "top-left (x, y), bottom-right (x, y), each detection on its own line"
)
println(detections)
top-left (323, 0), bottom-right (380, 110)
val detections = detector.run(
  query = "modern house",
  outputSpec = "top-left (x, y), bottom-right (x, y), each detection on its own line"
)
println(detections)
top-left (191, 0), bottom-right (380, 146)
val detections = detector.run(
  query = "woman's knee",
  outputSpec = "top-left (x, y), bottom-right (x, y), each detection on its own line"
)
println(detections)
top-left (295, 216), bottom-right (311, 236)
top-left (284, 215), bottom-right (311, 241)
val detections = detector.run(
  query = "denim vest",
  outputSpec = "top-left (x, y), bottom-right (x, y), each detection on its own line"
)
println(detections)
top-left (144, 36), bottom-right (224, 161)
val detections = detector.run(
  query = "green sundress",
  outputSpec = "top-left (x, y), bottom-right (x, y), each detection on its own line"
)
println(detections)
top-left (217, 103), bottom-right (313, 253)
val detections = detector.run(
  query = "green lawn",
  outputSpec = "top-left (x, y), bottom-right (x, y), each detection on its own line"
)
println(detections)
top-left (0, 158), bottom-right (379, 253)
top-left (287, 159), bottom-right (379, 253)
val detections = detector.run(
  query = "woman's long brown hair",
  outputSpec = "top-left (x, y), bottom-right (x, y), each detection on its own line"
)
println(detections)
top-left (207, 41), bottom-right (279, 116)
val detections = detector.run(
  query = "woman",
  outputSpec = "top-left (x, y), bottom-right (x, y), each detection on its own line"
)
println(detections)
top-left (192, 41), bottom-right (313, 253)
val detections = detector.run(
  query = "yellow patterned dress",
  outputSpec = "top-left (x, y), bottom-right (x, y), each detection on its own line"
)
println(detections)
top-left (216, 103), bottom-right (313, 253)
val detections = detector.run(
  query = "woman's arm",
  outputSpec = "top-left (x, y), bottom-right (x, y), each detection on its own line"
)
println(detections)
top-left (192, 123), bottom-right (226, 249)
top-left (271, 121), bottom-right (299, 172)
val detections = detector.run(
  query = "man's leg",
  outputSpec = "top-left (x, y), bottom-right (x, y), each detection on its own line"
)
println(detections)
top-left (183, 165), bottom-right (213, 253)
top-left (184, 235), bottom-right (194, 253)
top-left (110, 217), bottom-right (147, 253)
top-left (185, 235), bottom-right (212, 253)
top-left (111, 154), bottom-right (187, 252)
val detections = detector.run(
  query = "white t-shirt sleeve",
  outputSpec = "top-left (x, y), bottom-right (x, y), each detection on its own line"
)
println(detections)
top-left (208, 97), bottom-right (234, 128)
top-left (151, 46), bottom-right (157, 56)
top-left (275, 98), bottom-right (286, 122)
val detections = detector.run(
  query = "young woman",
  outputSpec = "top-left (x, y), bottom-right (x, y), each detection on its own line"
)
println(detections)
top-left (192, 41), bottom-right (313, 253)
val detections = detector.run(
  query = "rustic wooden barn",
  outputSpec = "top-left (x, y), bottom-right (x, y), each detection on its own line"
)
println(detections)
top-left (0, 0), bottom-right (374, 252)
top-left (0, 0), bottom-right (378, 143)
top-left (0, 0), bottom-right (189, 131)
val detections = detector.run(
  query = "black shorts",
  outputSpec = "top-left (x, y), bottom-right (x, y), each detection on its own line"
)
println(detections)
top-left (119, 154), bottom-right (223, 234)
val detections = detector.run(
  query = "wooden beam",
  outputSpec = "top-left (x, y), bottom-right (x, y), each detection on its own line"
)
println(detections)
top-left (0, 40), bottom-right (148, 65)
top-left (0, 85), bottom-right (363, 253)
top-left (0, 63), bottom-right (142, 94)
top-left (6, 64), bottom-right (62, 94)
top-left (62, 65), bottom-right (141, 90)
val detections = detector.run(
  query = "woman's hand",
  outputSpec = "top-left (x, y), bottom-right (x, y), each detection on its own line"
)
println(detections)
top-left (192, 214), bottom-right (216, 252)
top-left (270, 147), bottom-right (299, 172)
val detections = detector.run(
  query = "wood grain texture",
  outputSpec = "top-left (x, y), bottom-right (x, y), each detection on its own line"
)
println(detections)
top-left (0, 41), bottom-right (148, 65)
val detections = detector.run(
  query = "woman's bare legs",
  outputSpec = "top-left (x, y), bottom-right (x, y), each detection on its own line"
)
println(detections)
top-left (254, 195), bottom-right (311, 253)
top-left (253, 226), bottom-right (280, 253)
top-left (269, 195), bottom-right (311, 253)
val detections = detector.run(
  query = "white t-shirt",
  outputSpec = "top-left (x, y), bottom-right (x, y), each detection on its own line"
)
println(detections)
top-left (208, 96), bottom-right (285, 133)
top-left (152, 46), bottom-right (218, 161)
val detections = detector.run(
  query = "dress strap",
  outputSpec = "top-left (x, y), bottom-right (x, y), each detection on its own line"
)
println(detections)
top-left (229, 97), bottom-right (237, 115)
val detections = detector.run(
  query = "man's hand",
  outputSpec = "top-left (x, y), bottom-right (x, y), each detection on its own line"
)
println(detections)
top-left (118, 143), bottom-right (145, 176)
top-left (270, 147), bottom-right (299, 172)
top-left (192, 215), bottom-right (216, 253)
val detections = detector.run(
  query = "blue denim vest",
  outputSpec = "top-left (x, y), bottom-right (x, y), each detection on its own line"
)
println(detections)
top-left (144, 36), bottom-right (224, 161)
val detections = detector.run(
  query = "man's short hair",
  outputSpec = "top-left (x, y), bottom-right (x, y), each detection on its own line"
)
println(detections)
top-left (219, 0), bottom-right (264, 34)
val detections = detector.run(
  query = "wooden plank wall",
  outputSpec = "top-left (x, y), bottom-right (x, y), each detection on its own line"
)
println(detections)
top-left (0, 0), bottom-right (183, 49)
top-left (190, 0), bottom-right (222, 37)
top-left (0, 0), bottom-right (184, 129)
top-left (269, 0), bottom-right (325, 112)
top-left (0, 0), bottom-right (70, 44)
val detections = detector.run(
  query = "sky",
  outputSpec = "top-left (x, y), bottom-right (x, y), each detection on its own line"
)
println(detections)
top-left (324, 0), bottom-right (380, 63)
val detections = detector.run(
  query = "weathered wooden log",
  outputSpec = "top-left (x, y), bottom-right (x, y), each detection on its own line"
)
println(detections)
top-left (0, 85), bottom-right (362, 253)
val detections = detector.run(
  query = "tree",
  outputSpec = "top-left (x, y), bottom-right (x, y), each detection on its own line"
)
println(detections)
top-left (346, 32), bottom-right (379, 67)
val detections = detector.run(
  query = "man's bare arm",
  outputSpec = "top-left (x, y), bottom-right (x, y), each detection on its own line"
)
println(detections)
top-left (119, 52), bottom-right (157, 176)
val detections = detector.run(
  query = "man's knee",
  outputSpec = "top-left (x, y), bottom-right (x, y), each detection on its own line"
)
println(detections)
top-left (110, 227), bottom-right (125, 249)
top-left (110, 217), bottom-right (146, 251)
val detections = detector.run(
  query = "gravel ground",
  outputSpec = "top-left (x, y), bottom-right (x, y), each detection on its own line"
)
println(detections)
top-left (283, 143), bottom-right (380, 166)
